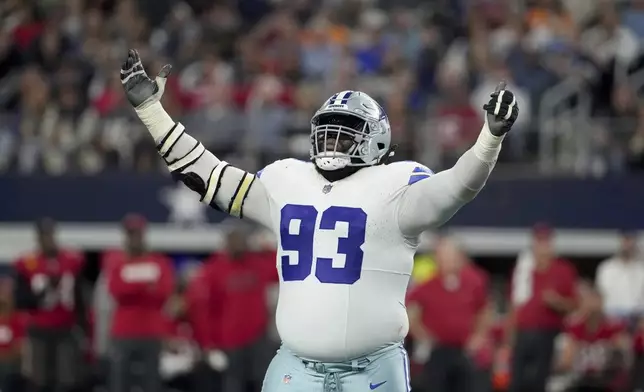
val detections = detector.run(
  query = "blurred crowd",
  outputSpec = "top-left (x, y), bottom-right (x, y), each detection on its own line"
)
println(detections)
top-left (1, 216), bottom-right (644, 392)
top-left (0, 0), bottom-right (643, 177)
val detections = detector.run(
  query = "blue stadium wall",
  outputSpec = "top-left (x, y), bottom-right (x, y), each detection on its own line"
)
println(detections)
top-left (1, 173), bottom-right (643, 229)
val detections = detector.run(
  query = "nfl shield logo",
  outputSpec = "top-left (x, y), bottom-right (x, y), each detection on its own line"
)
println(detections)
top-left (283, 374), bottom-right (292, 384)
top-left (322, 184), bottom-right (333, 194)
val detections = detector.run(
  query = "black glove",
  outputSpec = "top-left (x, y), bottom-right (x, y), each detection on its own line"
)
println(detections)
top-left (482, 81), bottom-right (519, 137)
top-left (120, 49), bottom-right (172, 109)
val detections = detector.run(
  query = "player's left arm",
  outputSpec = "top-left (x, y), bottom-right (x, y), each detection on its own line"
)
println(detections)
top-left (397, 82), bottom-right (519, 237)
top-left (120, 50), bottom-right (272, 227)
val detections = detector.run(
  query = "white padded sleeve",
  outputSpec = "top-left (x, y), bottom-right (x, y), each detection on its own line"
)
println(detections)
top-left (397, 124), bottom-right (503, 237)
top-left (136, 103), bottom-right (272, 227)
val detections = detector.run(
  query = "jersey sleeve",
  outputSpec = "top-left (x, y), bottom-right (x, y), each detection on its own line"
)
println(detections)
top-left (154, 122), bottom-right (272, 228)
top-left (396, 148), bottom-right (495, 237)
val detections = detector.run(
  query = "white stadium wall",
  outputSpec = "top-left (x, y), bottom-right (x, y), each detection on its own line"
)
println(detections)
top-left (0, 224), bottom-right (641, 262)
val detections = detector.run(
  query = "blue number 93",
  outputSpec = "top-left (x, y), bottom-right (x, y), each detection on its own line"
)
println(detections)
top-left (280, 204), bottom-right (367, 285)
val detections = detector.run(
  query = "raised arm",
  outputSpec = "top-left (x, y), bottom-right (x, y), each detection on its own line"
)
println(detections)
top-left (398, 82), bottom-right (519, 237)
top-left (120, 49), bottom-right (271, 227)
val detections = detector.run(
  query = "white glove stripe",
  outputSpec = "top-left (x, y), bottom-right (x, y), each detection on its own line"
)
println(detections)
top-left (494, 90), bottom-right (505, 116)
top-left (168, 143), bottom-right (205, 172)
top-left (202, 161), bottom-right (229, 204)
top-left (158, 123), bottom-right (185, 156)
top-left (121, 70), bottom-right (146, 84)
top-left (120, 61), bottom-right (143, 74)
top-left (504, 95), bottom-right (516, 120)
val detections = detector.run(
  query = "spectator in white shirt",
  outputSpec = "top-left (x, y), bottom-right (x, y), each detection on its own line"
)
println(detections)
top-left (596, 231), bottom-right (644, 320)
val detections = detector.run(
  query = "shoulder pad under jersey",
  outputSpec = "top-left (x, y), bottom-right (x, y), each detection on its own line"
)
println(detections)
top-left (256, 158), bottom-right (312, 181)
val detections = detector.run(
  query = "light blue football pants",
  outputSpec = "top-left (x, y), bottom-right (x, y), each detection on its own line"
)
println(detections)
top-left (261, 343), bottom-right (411, 392)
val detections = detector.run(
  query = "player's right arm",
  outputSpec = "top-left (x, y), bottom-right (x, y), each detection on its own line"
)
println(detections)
top-left (120, 50), bottom-right (271, 227)
top-left (396, 81), bottom-right (518, 237)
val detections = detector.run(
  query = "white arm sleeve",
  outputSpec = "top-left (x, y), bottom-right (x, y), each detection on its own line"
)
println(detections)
top-left (134, 102), bottom-right (272, 227)
top-left (397, 122), bottom-right (504, 237)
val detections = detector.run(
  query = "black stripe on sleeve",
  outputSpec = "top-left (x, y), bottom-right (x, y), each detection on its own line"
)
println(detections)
top-left (209, 164), bottom-right (230, 211)
top-left (227, 172), bottom-right (248, 213)
top-left (167, 140), bottom-right (199, 166)
top-left (238, 175), bottom-right (256, 219)
top-left (162, 128), bottom-right (187, 160)
top-left (200, 166), bottom-right (218, 202)
top-left (174, 149), bottom-right (206, 173)
top-left (157, 123), bottom-right (179, 151)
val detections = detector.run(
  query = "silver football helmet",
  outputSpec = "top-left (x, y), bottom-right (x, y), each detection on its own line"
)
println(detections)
top-left (311, 90), bottom-right (392, 171)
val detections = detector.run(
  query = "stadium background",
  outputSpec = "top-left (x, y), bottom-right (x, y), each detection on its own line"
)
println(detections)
top-left (1, 0), bottom-right (644, 391)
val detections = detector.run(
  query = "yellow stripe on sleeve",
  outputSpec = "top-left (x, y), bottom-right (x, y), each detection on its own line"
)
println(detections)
top-left (229, 174), bottom-right (256, 218)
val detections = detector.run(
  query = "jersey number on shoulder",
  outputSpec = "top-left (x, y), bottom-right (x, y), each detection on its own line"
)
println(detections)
top-left (280, 204), bottom-right (366, 285)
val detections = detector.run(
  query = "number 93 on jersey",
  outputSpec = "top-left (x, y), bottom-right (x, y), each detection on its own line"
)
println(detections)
top-left (279, 204), bottom-right (367, 285)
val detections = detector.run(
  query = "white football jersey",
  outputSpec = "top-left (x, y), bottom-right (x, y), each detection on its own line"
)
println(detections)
top-left (154, 120), bottom-right (497, 361)
top-left (258, 159), bottom-right (430, 361)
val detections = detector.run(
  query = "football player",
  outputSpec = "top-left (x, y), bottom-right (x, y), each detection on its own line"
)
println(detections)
top-left (121, 49), bottom-right (519, 392)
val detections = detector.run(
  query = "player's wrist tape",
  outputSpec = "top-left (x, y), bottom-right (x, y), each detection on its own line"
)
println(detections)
top-left (135, 101), bottom-right (175, 143)
top-left (472, 122), bottom-right (504, 163)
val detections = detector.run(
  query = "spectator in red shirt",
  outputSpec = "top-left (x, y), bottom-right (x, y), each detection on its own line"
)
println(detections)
top-left (0, 277), bottom-right (26, 392)
top-left (507, 223), bottom-right (578, 392)
top-left (14, 218), bottom-right (87, 392)
top-left (557, 284), bottom-right (630, 392)
top-left (407, 236), bottom-right (490, 392)
top-left (192, 225), bottom-right (277, 392)
top-left (107, 214), bottom-right (175, 392)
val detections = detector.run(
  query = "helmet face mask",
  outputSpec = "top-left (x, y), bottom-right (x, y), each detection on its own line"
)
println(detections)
top-left (313, 113), bottom-right (367, 155)
top-left (310, 91), bottom-right (391, 171)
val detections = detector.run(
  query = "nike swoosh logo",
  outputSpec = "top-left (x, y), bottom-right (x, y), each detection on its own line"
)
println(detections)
top-left (370, 381), bottom-right (387, 390)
